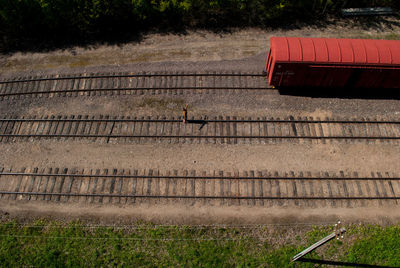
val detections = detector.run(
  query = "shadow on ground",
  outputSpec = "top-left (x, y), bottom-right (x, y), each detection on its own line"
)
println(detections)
top-left (279, 87), bottom-right (400, 100)
top-left (186, 120), bottom-right (207, 130)
top-left (298, 258), bottom-right (397, 268)
top-left (1, 13), bottom-right (399, 54)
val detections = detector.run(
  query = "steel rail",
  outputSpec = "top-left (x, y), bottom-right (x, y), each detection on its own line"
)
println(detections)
top-left (1, 133), bottom-right (399, 140)
top-left (0, 72), bottom-right (266, 84)
top-left (0, 171), bottom-right (396, 181)
top-left (0, 86), bottom-right (272, 97)
top-left (1, 191), bottom-right (399, 200)
top-left (0, 117), bottom-right (399, 124)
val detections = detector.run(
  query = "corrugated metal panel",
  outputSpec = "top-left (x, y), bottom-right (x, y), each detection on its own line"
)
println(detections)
top-left (302, 38), bottom-right (315, 62)
top-left (270, 37), bottom-right (400, 66)
top-left (326, 39), bottom-right (341, 62)
top-left (364, 40), bottom-right (379, 63)
top-left (287, 38), bottom-right (302, 61)
top-left (272, 37), bottom-right (289, 61)
top-left (313, 38), bottom-right (328, 62)
top-left (389, 42), bottom-right (400, 63)
top-left (339, 39), bottom-right (354, 63)
top-left (377, 41), bottom-right (392, 64)
top-left (352, 39), bottom-right (367, 63)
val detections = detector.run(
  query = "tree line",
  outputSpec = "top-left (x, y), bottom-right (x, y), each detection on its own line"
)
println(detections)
top-left (0, 0), bottom-right (398, 51)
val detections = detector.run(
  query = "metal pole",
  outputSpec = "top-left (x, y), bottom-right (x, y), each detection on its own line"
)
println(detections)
top-left (292, 221), bottom-right (346, 262)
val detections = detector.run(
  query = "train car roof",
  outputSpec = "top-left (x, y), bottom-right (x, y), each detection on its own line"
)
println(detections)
top-left (270, 37), bottom-right (400, 65)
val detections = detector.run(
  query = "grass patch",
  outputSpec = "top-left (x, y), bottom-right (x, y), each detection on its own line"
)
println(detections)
top-left (0, 220), bottom-right (399, 266)
top-left (346, 224), bottom-right (400, 266)
top-left (131, 52), bottom-right (166, 63)
top-left (344, 32), bottom-right (400, 40)
top-left (68, 58), bottom-right (92, 68)
top-left (383, 32), bottom-right (400, 40)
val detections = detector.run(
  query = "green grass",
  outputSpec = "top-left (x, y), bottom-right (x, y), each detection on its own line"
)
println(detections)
top-left (344, 32), bottom-right (400, 40)
top-left (0, 220), bottom-right (399, 267)
top-left (346, 225), bottom-right (400, 266)
top-left (382, 33), bottom-right (400, 40)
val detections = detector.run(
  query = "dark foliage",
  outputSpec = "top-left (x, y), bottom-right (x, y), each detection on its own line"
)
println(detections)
top-left (0, 0), bottom-right (398, 52)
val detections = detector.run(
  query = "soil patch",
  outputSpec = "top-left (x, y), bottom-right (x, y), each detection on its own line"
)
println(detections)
top-left (1, 17), bottom-right (400, 74)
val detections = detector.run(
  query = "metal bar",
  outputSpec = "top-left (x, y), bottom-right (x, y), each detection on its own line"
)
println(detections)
top-left (0, 87), bottom-right (271, 97)
top-left (0, 118), bottom-right (399, 124)
top-left (0, 134), bottom-right (400, 140)
top-left (0, 73), bottom-right (266, 84)
top-left (0, 171), bottom-right (398, 180)
top-left (0, 192), bottom-right (398, 200)
top-left (292, 228), bottom-right (346, 261)
top-left (341, 7), bottom-right (393, 16)
top-left (309, 64), bottom-right (400, 70)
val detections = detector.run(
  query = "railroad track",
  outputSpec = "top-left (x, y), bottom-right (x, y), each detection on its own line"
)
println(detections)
top-left (0, 115), bottom-right (399, 144)
top-left (0, 72), bottom-right (271, 100)
top-left (0, 167), bottom-right (399, 207)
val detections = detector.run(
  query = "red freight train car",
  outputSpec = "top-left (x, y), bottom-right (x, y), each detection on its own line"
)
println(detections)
top-left (266, 37), bottom-right (400, 88)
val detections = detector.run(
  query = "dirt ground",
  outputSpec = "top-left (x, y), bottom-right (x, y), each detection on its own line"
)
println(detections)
top-left (1, 142), bottom-right (400, 177)
top-left (5, 92), bottom-right (400, 119)
top-left (1, 17), bottom-right (400, 225)
top-left (1, 202), bottom-right (400, 226)
top-left (1, 16), bottom-right (400, 75)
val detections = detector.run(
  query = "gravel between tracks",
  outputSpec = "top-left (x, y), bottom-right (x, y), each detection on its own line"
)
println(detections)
top-left (1, 141), bottom-right (400, 178)
top-left (2, 93), bottom-right (400, 120)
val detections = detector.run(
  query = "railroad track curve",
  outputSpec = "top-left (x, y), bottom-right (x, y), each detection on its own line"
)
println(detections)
top-left (0, 115), bottom-right (399, 144)
top-left (0, 167), bottom-right (399, 207)
top-left (0, 72), bottom-right (272, 100)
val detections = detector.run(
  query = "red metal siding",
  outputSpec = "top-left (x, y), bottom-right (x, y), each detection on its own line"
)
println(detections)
top-left (266, 37), bottom-right (400, 88)
top-left (314, 39), bottom-right (328, 62)
top-left (302, 38), bottom-right (315, 62)
top-left (339, 39), bottom-right (354, 63)
top-left (288, 38), bottom-right (302, 61)
top-left (352, 39), bottom-right (367, 62)
top-left (364, 41), bottom-right (379, 63)
top-left (327, 39), bottom-right (340, 62)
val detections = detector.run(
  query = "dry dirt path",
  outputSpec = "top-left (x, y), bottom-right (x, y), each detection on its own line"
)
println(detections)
top-left (1, 141), bottom-right (400, 176)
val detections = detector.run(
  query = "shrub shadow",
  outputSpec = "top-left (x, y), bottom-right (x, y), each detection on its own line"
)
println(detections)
top-left (298, 257), bottom-right (397, 268)
top-left (1, 11), bottom-right (399, 55)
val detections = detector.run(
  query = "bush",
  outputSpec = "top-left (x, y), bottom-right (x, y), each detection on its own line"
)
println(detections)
top-left (0, 0), bottom-right (398, 51)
